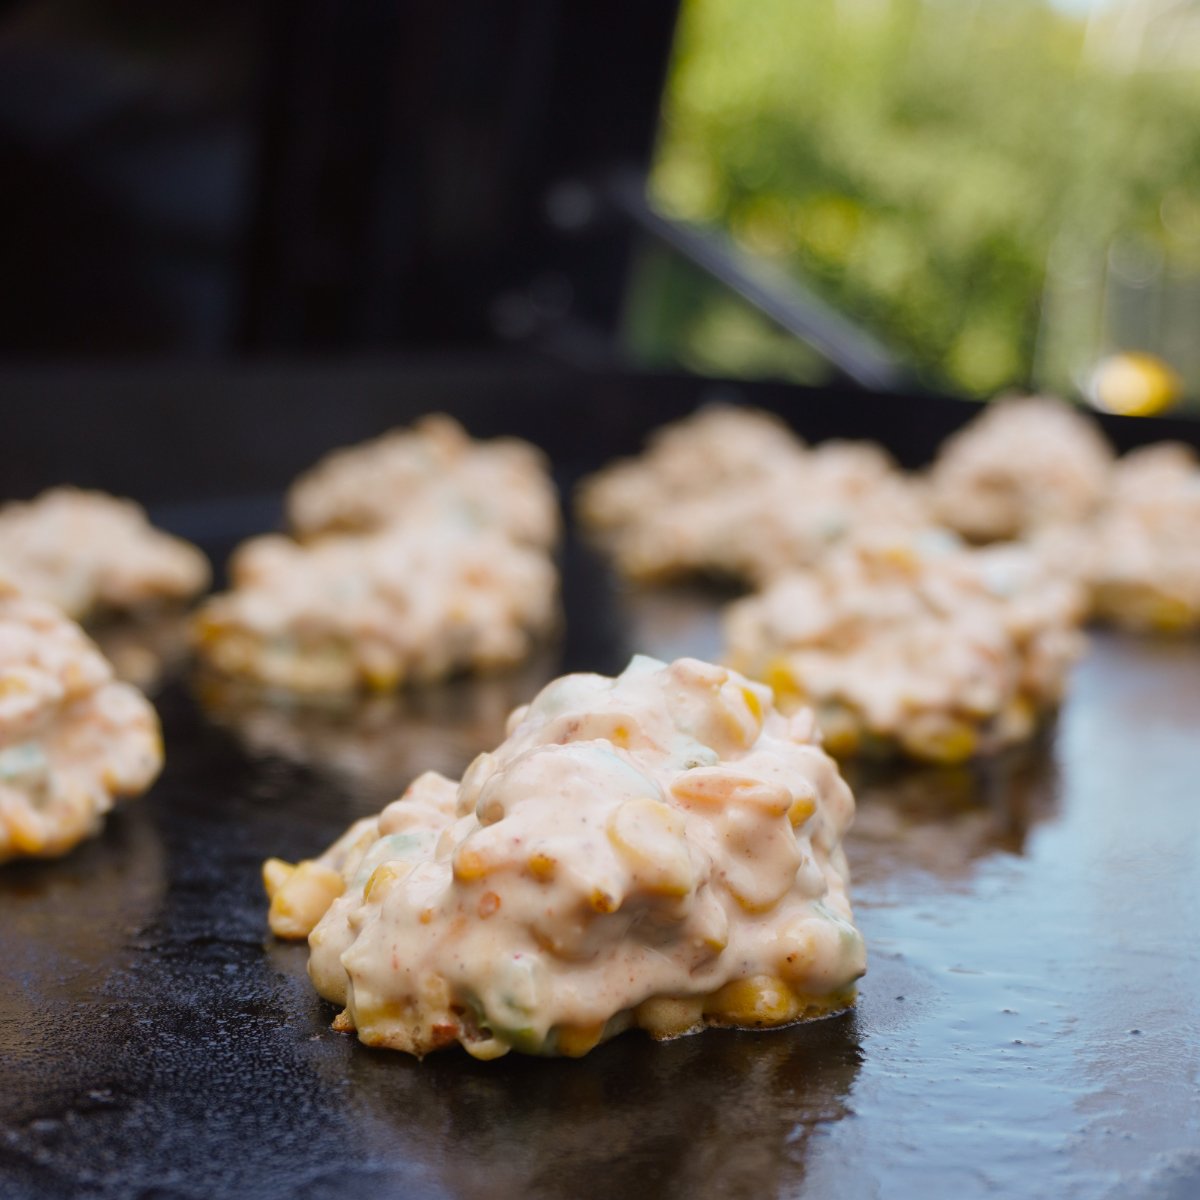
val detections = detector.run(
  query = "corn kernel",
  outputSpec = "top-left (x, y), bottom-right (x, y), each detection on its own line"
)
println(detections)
top-left (717, 681), bottom-right (762, 746)
top-left (703, 975), bottom-right (801, 1027)
top-left (787, 708), bottom-right (818, 743)
top-left (6, 809), bottom-right (45, 855)
top-left (477, 796), bottom-right (506, 825)
top-left (1151, 596), bottom-right (1193, 632)
top-left (671, 658), bottom-right (728, 689)
top-left (670, 770), bottom-right (736, 806)
top-left (817, 709), bottom-right (862, 758)
top-left (452, 845), bottom-right (489, 882)
top-left (361, 653), bottom-right (402, 691)
top-left (556, 1022), bottom-right (606, 1057)
top-left (351, 998), bottom-right (411, 1046)
top-left (900, 719), bottom-right (978, 764)
top-left (765, 658), bottom-right (804, 705)
top-left (459, 751), bottom-right (498, 811)
top-left (0, 674), bottom-right (30, 697)
top-left (788, 793), bottom-right (817, 827)
top-left (635, 996), bottom-right (704, 1039)
top-left (607, 797), bottom-right (695, 897)
top-left (364, 863), bottom-right (402, 903)
top-left (589, 888), bottom-right (618, 914)
top-left (681, 883), bottom-right (729, 955)
top-left (267, 860), bottom-right (345, 940)
top-left (527, 851), bottom-right (556, 881)
top-left (671, 769), bottom-right (789, 818)
top-left (262, 857), bottom-right (295, 900)
top-left (880, 541), bottom-right (918, 571)
top-left (463, 1036), bottom-right (511, 1061)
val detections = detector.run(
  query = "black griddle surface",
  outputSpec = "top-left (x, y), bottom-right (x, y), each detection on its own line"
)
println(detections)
top-left (5, 566), bottom-right (1200, 1200)
top-left (3, 365), bottom-right (1200, 1199)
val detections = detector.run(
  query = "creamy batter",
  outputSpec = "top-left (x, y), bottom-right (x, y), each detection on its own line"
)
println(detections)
top-left (264, 654), bottom-right (865, 1058)
top-left (0, 488), bottom-right (210, 621)
top-left (0, 583), bottom-right (163, 862)
top-left (287, 414), bottom-right (560, 548)
top-left (578, 405), bottom-right (926, 584)
top-left (724, 531), bottom-right (1086, 762)
top-left (1045, 442), bottom-right (1200, 633)
top-left (928, 395), bottom-right (1114, 542)
top-left (193, 522), bottom-right (558, 695)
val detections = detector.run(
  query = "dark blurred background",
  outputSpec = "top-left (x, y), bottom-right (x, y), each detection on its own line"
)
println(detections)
top-left (0, 0), bottom-right (1196, 412)
top-left (0, 1), bottom-right (679, 362)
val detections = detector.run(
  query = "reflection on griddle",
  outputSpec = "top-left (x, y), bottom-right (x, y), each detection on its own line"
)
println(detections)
top-left (195, 651), bottom-right (559, 801)
top-left (318, 1011), bottom-right (861, 1200)
top-left (844, 734), bottom-right (1060, 888)
top-left (0, 801), bottom-right (165, 914)
top-left (89, 609), bottom-right (193, 695)
top-left (614, 580), bottom-right (735, 666)
top-left (0, 806), bottom-right (166, 1115)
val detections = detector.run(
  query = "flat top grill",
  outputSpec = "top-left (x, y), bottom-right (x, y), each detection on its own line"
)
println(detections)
top-left (2, 363), bottom-right (1199, 1199)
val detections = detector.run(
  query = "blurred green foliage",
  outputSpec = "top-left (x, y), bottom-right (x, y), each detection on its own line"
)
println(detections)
top-left (636, 0), bottom-right (1200, 395)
